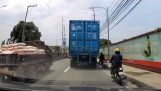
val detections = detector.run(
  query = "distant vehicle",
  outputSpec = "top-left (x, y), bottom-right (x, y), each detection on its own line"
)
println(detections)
top-left (49, 46), bottom-right (62, 55)
top-left (69, 20), bottom-right (100, 68)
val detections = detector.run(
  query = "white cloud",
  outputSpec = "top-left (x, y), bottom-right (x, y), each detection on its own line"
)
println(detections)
top-left (1, 0), bottom-right (160, 46)
top-left (0, 0), bottom-right (112, 45)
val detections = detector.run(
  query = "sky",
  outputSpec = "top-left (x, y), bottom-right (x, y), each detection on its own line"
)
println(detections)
top-left (0, 0), bottom-right (161, 46)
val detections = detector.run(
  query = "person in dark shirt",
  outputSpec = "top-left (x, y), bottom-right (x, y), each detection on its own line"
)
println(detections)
top-left (110, 48), bottom-right (122, 75)
top-left (99, 52), bottom-right (105, 65)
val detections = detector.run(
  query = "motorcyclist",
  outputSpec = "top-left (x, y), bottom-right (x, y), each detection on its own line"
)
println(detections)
top-left (99, 52), bottom-right (105, 66)
top-left (110, 48), bottom-right (122, 75)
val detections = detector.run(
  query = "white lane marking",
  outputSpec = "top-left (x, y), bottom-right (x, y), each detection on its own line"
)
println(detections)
top-left (103, 70), bottom-right (111, 76)
top-left (64, 66), bottom-right (70, 72)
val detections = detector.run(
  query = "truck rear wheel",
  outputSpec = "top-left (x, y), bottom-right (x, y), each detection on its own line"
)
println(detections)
top-left (0, 75), bottom-right (6, 81)
top-left (70, 58), bottom-right (76, 68)
top-left (90, 58), bottom-right (97, 68)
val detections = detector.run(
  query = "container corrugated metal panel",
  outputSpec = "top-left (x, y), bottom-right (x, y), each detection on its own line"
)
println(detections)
top-left (69, 20), bottom-right (100, 55)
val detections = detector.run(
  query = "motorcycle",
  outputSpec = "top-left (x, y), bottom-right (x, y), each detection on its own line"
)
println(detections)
top-left (112, 66), bottom-right (126, 85)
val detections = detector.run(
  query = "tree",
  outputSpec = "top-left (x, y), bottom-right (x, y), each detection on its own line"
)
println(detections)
top-left (49, 46), bottom-right (61, 55)
top-left (155, 27), bottom-right (161, 32)
top-left (10, 21), bottom-right (41, 42)
top-left (100, 39), bottom-right (112, 48)
top-left (1, 40), bottom-right (5, 47)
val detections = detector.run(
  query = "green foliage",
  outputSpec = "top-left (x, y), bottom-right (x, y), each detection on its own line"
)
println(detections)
top-left (10, 21), bottom-right (41, 42)
top-left (155, 27), bottom-right (161, 32)
top-left (100, 39), bottom-right (112, 48)
top-left (50, 46), bottom-right (61, 55)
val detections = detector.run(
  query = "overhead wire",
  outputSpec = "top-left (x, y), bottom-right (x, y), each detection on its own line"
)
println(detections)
top-left (108, 0), bottom-right (126, 20)
top-left (47, 0), bottom-right (62, 19)
top-left (108, 0), bottom-right (116, 10)
top-left (28, 0), bottom-right (61, 24)
top-left (27, 2), bottom-right (49, 21)
top-left (109, 0), bottom-right (128, 23)
top-left (108, 0), bottom-right (121, 15)
top-left (100, 0), bottom-right (126, 33)
top-left (41, 0), bottom-right (62, 24)
top-left (101, 0), bottom-right (142, 37)
top-left (109, 0), bottom-right (142, 30)
top-left (100, 0), bottom-right (139, 34)
top-left (109, 0), bottom-right (135, 25)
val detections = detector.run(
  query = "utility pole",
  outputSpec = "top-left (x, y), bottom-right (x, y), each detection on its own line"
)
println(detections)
top-left (62, 21), bottom-right (66, 53)
top-left (64, 25), bottom-right (66, 53)
top-left (56, 39), bottom-right (57, 46)
top-left (89, 6), bottom-right (110, 60)
top-left (62, 17), bottom-right (64, 53)
top-left (89, 7), bottom-right (96, 21)
top-left (22, 4), bottom-right (37, 42)
top-left (106, 7), bottom-right (110, 60)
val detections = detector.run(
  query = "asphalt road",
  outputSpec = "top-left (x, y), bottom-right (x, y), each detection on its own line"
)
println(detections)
top-left (0, 58), bottom-right (154, 91)
top-left (31, 58), bottom-right (138, 89)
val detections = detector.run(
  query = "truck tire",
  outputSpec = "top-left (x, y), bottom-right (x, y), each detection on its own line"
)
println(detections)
top-left (70, 61), bottom-right (75, 68)
top-left (70, 58), bottom-right (76, 68)
top-left (91, 58), bottom-right (97, 68)
top-left (0, 75), bottom-right (6, 81)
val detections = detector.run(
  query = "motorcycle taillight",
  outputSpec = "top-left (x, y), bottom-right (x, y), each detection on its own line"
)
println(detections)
top-left (119, 67), bottom-right (123, 72)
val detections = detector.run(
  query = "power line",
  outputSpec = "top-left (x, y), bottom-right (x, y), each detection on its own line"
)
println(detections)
top-left (27, 3), bottom-right (49, 20)
top-left (29, 0), bottom-right (61, 24)
top-left (109, 0), bottom-right (121, 15)
top-left (109, 0), bottom-right (142, 30)
top-left (41, 0), bottom-right (62, 23)
top-left (108, 0), bottom-right (116, 10)
top-left (100, 0), bottom-right (139, 33)
top-left (109, 0), bottom-right (126, 19)
top-left (109, 0), bottom-right (135, 25)
top-left (47, 0), bottom-right (62, 19)
top-left (100, 0), bottom-right (126, 33)
top-left (100, 0), bottom-right (142, 37)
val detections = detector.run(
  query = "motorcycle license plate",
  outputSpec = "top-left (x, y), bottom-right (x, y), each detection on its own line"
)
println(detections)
top-left (119, 72), bottom-right (123, 75)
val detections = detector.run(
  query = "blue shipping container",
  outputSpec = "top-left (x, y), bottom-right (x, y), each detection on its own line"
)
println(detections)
top-left (69, 20), bottom-right (100, 67)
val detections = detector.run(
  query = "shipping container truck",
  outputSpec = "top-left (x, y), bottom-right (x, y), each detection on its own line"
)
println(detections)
top-left (69, 20), bottom-right (100, 68)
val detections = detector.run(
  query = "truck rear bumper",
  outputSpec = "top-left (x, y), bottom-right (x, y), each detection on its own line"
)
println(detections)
top-left (70, 52), bottom-right (98, 64)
